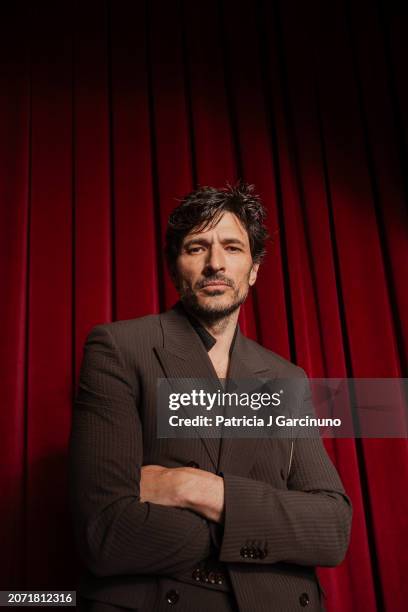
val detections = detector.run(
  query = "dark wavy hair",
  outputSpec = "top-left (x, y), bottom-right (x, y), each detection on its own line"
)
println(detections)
top-left (164, 182), bottom-right (269, 278)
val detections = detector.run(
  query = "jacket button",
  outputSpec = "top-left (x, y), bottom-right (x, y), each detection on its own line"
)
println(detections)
top-left (186, 461), bottom-right (200, 468)
top-left (240, 546), bottom-right (249, 558)
top-left (166, 589), bottom-right (179, 605)
top-left (192, 568), bottom-right (201, 581)
top-left (258, 549), bottom-right (267, 559)
top-left (208, 571), bottom-right (216, 584)
top-left (216, 573), bottom-right (224, 585)
top-left (299, 592), bottom-right (310, 607)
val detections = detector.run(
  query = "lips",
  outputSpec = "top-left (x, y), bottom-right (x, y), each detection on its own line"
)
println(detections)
top-left (202, 282), bottom-right (229, 288)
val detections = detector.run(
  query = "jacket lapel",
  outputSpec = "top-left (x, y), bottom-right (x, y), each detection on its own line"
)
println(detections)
top-left (153, 301), bottom-right (279, 476)
top-left (154, 302), bottom-right (223, 469)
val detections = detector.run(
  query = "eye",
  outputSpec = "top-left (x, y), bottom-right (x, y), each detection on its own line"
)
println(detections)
top-left (188, 246), bottom-right (205, 254)
top-left (226, 246), bottom-right (241, 252)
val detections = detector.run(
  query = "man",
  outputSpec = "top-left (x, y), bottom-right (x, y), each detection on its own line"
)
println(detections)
top-left (69, 183), bottom-right (352, 612)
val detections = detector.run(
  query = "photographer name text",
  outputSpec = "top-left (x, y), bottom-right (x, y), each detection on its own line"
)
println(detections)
top-left (168, 415), bottom-right (342, 428)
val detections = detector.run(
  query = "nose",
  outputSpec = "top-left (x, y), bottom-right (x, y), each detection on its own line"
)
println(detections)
top-left (204, 244), bottom-right (226, 275)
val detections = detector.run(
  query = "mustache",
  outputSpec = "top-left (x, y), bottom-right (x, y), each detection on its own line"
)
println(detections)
top-left (196, 276), bottom-right (234, 289)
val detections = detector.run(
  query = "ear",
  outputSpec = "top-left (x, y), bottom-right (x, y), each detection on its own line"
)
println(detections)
top-left (249, 262), bottom-right (260, 286)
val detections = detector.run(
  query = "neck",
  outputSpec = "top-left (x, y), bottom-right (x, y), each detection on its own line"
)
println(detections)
top-left (201, 310), bottom-right (239, 338)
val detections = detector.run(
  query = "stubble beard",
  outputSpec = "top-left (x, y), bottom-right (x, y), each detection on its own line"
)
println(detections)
top-left (179, 284), bottom-right (249, 324)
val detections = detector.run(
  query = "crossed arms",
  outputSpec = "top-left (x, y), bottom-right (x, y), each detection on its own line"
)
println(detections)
top-left (68, 324), bottom-right (352, 578)
top-left (140, 464), bottom-right (225, 523)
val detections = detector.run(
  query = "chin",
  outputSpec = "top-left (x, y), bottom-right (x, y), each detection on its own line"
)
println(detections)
top-left (182, 290), bottom-right (247, 322)
top-left (198, 289), bottom-right (230, 302)
top-left (199, 298), bottom-right (232, 312)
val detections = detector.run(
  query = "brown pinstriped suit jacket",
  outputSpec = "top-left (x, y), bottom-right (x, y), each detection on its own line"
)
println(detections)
top-left (68, 301), bottom-right (352, 612)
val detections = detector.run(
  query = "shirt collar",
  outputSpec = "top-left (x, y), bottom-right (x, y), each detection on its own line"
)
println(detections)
top-left (180, 303), bottom-right (238, 355)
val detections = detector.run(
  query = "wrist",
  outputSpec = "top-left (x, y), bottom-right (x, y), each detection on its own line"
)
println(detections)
top-left (185, 471), bottom-right (224, 522)
top-left (177, 468), bottom-right (204, 509)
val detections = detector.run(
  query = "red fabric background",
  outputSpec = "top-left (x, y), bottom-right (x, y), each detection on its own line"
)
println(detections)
top-left (1, 1), bottom-right (407, 610)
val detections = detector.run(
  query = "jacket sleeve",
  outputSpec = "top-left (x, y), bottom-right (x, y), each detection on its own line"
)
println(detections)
top-left (68, 324), bottom-right (215, 578)
top-left (218, 373), bottom-right (352, 567)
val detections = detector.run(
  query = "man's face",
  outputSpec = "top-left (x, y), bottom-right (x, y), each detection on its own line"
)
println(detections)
top-left (174, 211), bottom-right (260, 322)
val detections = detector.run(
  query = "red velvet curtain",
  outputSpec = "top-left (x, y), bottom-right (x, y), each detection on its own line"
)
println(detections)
top-left (1, 1), bottom-right (407, 610)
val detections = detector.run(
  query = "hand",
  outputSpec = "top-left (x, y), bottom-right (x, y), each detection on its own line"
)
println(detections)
top-left (140, 464), bottom-right (225, 524)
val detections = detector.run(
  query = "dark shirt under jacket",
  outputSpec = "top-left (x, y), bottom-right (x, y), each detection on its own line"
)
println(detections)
top-left (181, 303), bottom-right (238, 355)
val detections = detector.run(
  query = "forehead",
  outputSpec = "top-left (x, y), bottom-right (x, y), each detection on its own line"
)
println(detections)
top-left (182, 211), bottom-right (249, 242)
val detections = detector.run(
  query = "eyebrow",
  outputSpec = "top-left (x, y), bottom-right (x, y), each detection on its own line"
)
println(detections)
top-left (183, 237), bottom-right (247, 249)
